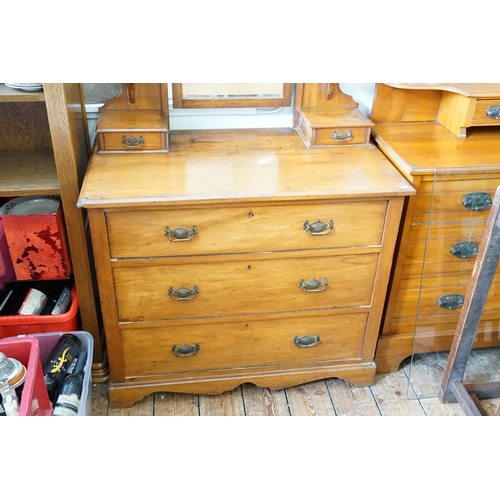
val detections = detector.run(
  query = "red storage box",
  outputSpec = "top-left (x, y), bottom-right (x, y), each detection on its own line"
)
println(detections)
top-left (0, 195), bottom-right (71, 281)
top-left (0, 336), bottom-right (53, 416)
top-left (0, 286), bottom-right (78, 339)
top-left (0, 220), bottom-right (15, 282)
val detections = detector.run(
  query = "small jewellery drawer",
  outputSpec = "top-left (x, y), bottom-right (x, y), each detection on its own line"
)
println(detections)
top-left (314, 127), bottom-right (370, 147)
top-left (297, 107), bottom-right (373, 148)
top-left (113, 252), bottom-right (379, 322)
top-left (106, 201), bottom-right (388, 258)
top-left (120, 310), bottom-right (370, 377)
top-left (99, 131), bottom-right (167, 152)
top-left (472, 99), bottom-right (500, 125)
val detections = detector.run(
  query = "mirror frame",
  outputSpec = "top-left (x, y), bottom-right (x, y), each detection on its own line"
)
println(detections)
top-left (172, 83), bottom-right (293, 109)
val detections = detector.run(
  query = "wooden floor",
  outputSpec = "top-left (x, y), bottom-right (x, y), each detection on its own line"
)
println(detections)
top-left (90, 348), bottom-right (500, 416)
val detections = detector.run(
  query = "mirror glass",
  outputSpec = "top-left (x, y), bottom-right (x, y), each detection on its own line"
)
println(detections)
top-left (172, 83), bottom-right (292, 108)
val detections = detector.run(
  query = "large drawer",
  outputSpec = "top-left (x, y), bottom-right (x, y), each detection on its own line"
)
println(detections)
top-left (120, 310), bottom-right (370, 377)
top-left (415, 180), bottom-right (499, 214)
top-left (390, 312), bottom-right (500, 337)
top-left (402, 237), bottom-right (480, 278)
top-left (410, 213), bottom-right (488, 240)
top-left (106, 200), bottom-right (388, 258)
top-left (113, 252), bottom-right (379, 322)
top-left (392, 279), bottom-right (500, 320)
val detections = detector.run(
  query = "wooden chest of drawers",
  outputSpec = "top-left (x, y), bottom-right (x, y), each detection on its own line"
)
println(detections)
top-left (371, 121), bottom-right (500, 372)
top-left (78, 129), bottom-right (414, 407)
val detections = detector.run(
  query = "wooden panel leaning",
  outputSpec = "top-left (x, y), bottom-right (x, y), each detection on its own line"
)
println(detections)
top-left (439, 185), bottom-right (500, 415)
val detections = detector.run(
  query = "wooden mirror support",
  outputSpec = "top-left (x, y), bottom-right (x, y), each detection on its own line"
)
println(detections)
top-left (294, 83), bottom-right (374, 149)
top-left (95, 83), bottom-right (169, 153)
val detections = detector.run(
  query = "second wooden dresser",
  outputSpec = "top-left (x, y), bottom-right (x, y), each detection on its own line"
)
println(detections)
top-left (78, 128), bottom-right (414, 407)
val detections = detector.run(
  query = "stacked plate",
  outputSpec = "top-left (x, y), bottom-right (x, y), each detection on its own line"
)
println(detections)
top-left (4, 83), bottom-right (43, 92)
top-left (0, 195), bottom-right (60, 216)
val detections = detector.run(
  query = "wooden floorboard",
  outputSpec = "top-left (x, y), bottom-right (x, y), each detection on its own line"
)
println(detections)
top-left (153, 392), bottom-right (200, 416)
top-left (326, 378), bottom-right (381, 416)
top-left (199, 387), bottom-right (246, 416)
top-left (89, 348), bottom-right (500, 416)
top-left (241, 385), bottom-right (290, 416)
top-left (286, 380), bottom-right (336, 416)
top-left (370, 370), bottom-right (426, 416)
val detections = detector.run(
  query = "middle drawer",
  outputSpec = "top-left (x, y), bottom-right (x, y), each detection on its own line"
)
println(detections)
top-left (106, 201), bottom-right (388, 258)
top-left (113, 251), bottom-right (379, 322)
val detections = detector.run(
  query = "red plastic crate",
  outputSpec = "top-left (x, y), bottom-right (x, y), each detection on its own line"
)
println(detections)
top-left (0, 220), bottom-right (15, 282)
top-left (0, 286), bottom-right (79, 339)
top-left (0, 336), bottom-right (53, 416)
top-left (0, 197), bottom-right (71, 281)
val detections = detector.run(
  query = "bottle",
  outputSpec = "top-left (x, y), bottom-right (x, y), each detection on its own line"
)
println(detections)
top-left (42, 334), bottom-right (82, 402)
top-left (53, 351), bottom-right (87, 416)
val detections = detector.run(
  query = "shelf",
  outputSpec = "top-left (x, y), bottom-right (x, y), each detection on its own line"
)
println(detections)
top-left (0, 84), bottom-right (45, 103)
top-left (0, 151), bottom-right (59, 196)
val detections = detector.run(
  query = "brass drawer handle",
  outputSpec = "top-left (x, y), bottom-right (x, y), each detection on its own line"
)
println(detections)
top-left (450, 241), bottom-right (479, 259)
top-left (122, 135), bottom-right (144, 149)
top-left (164, 225), bottom-right (197, 242)
top-left (332, 130), bottom-right (352, 142)
top-left (303, 219), bottom-right (334, 236)
top-left (437, 294), bottom-right (464, 310)
top-left (168, 285), bottom-right (199, 301)
top-left (293, 334), bottom-right (321, 348)
top-left (172, 343), bottom-right (200, 357)
top-left (299, 277), bottom-right (328, 293)
top-left (486, 105), bottom-right (500, 120)
top-left (462, 192), bottom-right (492, 211)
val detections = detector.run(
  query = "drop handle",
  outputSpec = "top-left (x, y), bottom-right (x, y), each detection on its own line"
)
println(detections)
top-left (168, 285), bottom-right (199, 301)
top-left (450, 241), bottom-right (478, 259)
top-left (437, 294), bottom-right (464, 310)
top-left (462, 192), bottom-right (492, 211)
top-left (332, 130), bottom-right (352, 142)
top-left (293, 334), bottom-right (321, 348)
top-left (303, 219), bottom-right (334, 236)
top-left (122, 135), bottom-right (144, 149)
top-left (486, 105), bottom-right (500, 120)
top-left (172, 343), bottom-right (200, 357)
top-left (299, 277), bottom-right (328, 293)
top-left (164, 225), bottom-right (197, 242)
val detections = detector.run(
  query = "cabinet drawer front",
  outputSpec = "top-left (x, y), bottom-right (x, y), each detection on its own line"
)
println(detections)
top-left (121, 311), bottom-right (369, 377)
top-left (472, 99), bottom-right (500, 125)
top-left (393, 279), bottom-right (500, 320)
top-left (415, 181), bottom-right (498, 214)
top-left (391, 312), bottom-right (500, 337)
top-left (106, 201), bottom-right (388, 258)
top-left (314, 127), bottom-right (369, 146)
top-left (410, 212), bottom-right (488, 239)
top-left (100, 132), bottom-right (164, 151)
top-left (402, 238), bottom-right (478, 277)
top-left (113, 253), bottom-right (379, 322)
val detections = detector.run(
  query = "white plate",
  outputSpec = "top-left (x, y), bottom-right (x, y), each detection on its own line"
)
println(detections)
top-left (0, 196), bottom-right (60, 215)
top-left (4, 83), bottom-right (43, 91)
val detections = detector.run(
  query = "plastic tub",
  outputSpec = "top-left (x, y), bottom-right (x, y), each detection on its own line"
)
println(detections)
top-left (30, 331), bottom-right (93, 416)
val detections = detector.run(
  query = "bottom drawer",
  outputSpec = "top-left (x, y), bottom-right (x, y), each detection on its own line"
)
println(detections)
top-left (121, 310), bottom-right (369, 378)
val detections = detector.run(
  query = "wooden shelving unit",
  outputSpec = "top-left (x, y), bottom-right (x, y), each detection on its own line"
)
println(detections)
top-left (0, 83), bottom-right (109, 382)
top-left (0, 85), bottom-right (45, 102)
